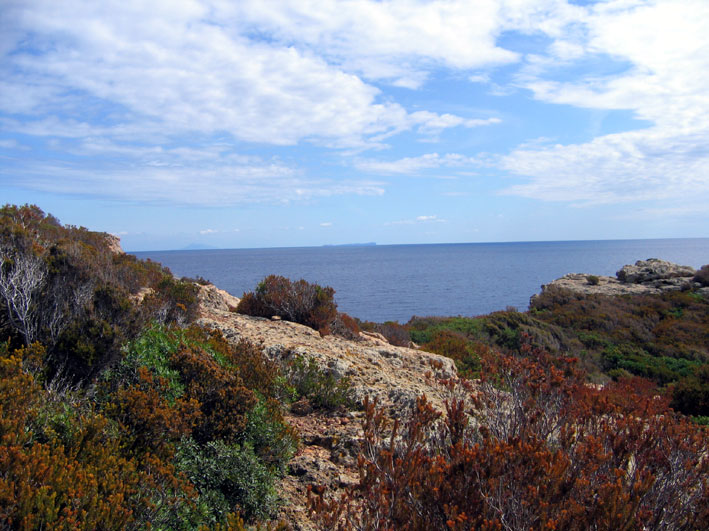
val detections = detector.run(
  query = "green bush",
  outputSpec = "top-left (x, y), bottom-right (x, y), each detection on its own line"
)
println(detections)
top-left (671, 365), bottom-right (709, 416)
top-left (586, 274), bottom-right (600, 286)
top-left (420, 329), bottom-right (482, 378)
top-left (176, 438), bottom-right (280, 524)
top-left (282, 352), bottom-right (355, 410)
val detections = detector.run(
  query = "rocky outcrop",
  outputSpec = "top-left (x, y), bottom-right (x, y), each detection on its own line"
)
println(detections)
top-left (106, 234), bottom-right (124, 254)
top-left (616, 258), bottom-right (696, 284)
top-left (532, 259), bottom-right (707, 302)
top-left (195, 284), bottom-right (458, 529)
top-left (196, 283), bottom-right (241, 312)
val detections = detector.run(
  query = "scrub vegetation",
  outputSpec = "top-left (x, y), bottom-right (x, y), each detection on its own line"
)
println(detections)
top-left (0, 205), bottom-right (299, 528)
top-left (1, 204), bottom-right (707, 529)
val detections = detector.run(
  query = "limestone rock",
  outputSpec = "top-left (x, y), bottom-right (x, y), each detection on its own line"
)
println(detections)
top-left (106, 234), bottom-right (124, 254)
top-left (532, 258), bottom-right (700, 304)
top-left (617, 259), bottom-right (695, 284)
top-left (195, 283), bottom-right (240, 314)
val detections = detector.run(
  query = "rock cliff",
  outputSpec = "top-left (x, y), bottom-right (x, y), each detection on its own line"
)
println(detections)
top-left (195, 283), bottom-right (458, 529)
top-left (532, 258), bottom-right (707, 303)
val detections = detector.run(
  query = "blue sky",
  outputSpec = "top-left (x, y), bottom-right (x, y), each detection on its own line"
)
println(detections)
top-left (1, 0), bottom-right (708, 251)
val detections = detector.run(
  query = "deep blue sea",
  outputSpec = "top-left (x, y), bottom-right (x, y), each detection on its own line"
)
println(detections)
top-left (133, 239), bottom-right (709, 323)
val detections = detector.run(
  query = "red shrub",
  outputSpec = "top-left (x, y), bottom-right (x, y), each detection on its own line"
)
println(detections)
top-left (310, 348), bottom-right (709, 530)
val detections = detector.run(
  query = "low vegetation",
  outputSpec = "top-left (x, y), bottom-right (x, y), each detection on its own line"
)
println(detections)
top-left (311, 343), bottom-right (709, 529)
top-left (0, 205), bottom-right (301, 528)
top-left (2, 204), bottom-right (708, 528)
top-left (236, 274), bottom-right (360, 339)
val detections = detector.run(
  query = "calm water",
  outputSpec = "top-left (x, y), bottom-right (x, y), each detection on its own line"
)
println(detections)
top-left (134, 239), bottom-right (709, 323)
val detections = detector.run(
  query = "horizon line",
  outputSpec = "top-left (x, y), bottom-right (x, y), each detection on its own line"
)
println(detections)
top-left (127, 235), bottom-right (709, 254)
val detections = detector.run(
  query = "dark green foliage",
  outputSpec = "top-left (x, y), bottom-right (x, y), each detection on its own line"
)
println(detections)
top-left (408, 316), bottom-right (484, 346)
top-left (671, 364), bottom-right (709, 416)
top-left (100, 325), bottom-right (297, 524)
top-left (420, 329), bottom-right (483, 378)
top-left (0, 204), bottom-right (201, 383)
top-left (176, 438), bottom-right (280, 524)
top-left (242, 397), bottom-right (298, 472)
top-left (586, 274), bottom-right (600, 285)
top-left (143, 275), bottom-right (200, 326)
top-left (51, 285), bottom-right (141, 382)
top-left (529, 287), bottom-right (709, 403)
top-left (694, 264), bottom-right (709, 286)
top-left (0, 205), bottom-right (300, 529)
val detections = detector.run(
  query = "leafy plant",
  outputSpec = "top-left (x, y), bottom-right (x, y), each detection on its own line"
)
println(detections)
top-left (176, 438), bottom-right (280, 524)
top-left (282, 352), bottom-right (355, 410)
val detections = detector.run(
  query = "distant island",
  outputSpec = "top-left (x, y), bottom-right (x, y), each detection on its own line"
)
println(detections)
top-left (322, 242), bottom-right (376, 247)
top-left (182, 243), bottom-right (219, 250)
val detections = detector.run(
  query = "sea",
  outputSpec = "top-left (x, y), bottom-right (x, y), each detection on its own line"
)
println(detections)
top-left (133, 238), bottom-right (709, 324)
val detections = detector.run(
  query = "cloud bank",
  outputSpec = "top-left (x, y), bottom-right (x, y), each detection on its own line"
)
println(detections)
top-left (0, 0), bottom-right (708, 213)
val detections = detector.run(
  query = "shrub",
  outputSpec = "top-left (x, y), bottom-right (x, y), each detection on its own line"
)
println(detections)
top-left (421, 329), bottom-right (483, 378)
top-left (310, 348), bottom-right (709, 530)
top-left (242, 397), bottom-right (299, 472)
top-left (330, 312), bottom-right (361, 341)
top-left (282, 352), bottom-right (355, 410)
top-left (236, 275), bottom-right (337, 334)
top-left (586, 274), bottom-right (600, 285)
top-left (359, 320), bottom-right (411, 347)
top-left (142, 276), bottom-right (200, 326)
top-left (176, 438), bottom-right (280, 524)
top-left (694, 264), bottom-right (709, 286)
top-left (671, 365), bottom-right (709, 416)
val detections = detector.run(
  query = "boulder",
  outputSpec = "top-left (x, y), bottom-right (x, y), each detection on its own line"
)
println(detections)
top-left (616, 259), bottom-right (695, 284)
top-left (532, 259), bottom-right (701, 304)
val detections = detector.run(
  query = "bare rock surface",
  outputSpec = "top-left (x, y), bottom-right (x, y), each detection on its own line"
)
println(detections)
top-left (106, 234), bottom-right (124, 254)
top-left (196, 283), bottom-right (241, 312)
top-left (195, 284), bottom-right (458, 529)
top-left (616, 258), bottom-right (696, 284)
top-left (532, 259), bottom-right (701, 303)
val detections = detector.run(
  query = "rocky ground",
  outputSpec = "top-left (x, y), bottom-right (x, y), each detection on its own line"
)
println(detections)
top-left (531, 258), bottom-right (707, 302)
top-left (195, 284), bottom-right (458, 529)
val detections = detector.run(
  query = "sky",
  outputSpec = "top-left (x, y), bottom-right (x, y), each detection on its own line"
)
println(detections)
top-left (1, 0), bottom-right (708, 251)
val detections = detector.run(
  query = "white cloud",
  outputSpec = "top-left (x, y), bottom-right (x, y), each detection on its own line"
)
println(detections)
top-left (320, 222), bottom-right (333, 227)
top-left (2, 0), bottom-right (708, 214)
top-left (357, 153), bottom-right (478, 175)
top-left (0, 139), bottom-right (27, 150)
top-left (0, 1), bottom-right (487, 150)
top-left (499, 0), bottom-right (709, 207)
top-left (199, 229), bottom-right (218, 235)
top-left (387, 215), bottom-right (446, 225)
top-left (232, 0), bottom-right (520, 87)
top-left (1, 157), bottom-right (385, 206)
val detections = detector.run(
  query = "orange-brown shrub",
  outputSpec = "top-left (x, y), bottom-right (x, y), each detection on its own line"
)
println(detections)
top-left (310, 345), bottom-right (709, 530)
top-left (106, 367), bottom-right (201, 457)
top-left (0, 342), bottom-right (177, 530)
top-left (171, 344), bottom-right (257, 444)
top-left (330, 312), bottom-right (361, 341)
